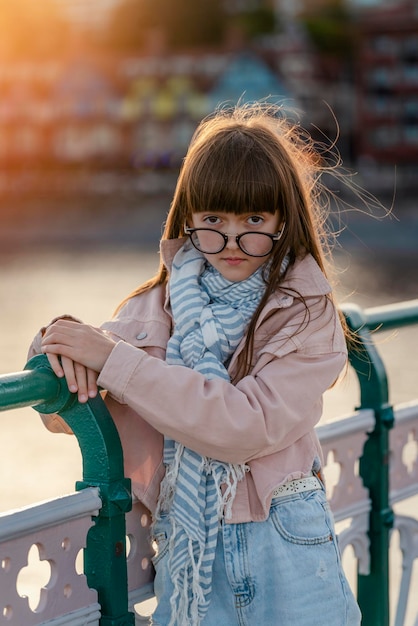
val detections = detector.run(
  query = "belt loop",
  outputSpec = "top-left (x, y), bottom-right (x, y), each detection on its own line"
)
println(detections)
top-left (313, 467), bottom-right (326, 489)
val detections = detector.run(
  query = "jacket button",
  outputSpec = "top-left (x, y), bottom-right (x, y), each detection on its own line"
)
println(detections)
top-left (136, 332), bottom-right (148, 340)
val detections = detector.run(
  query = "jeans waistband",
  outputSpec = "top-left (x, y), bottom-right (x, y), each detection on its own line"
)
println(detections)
top-left (271, 474), bottom-right (322, 499)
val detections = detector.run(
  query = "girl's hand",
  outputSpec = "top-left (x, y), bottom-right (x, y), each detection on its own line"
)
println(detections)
top-left (41, 320), bottom-right (116, 401)
top-left (46, 353), bottom-right (99, 403)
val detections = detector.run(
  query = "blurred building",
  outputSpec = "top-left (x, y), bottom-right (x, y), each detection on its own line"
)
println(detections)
top-left (0, 49), bottom-right (299, 173)
top-left (355, 1), bottom-right (418, 182)
top-left (7, 1), bottom-right (416, 186)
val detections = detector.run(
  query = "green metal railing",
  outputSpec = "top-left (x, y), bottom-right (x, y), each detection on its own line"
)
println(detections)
top-left (1, 299), bottom-right (418, 625)
top-left (0, 353), bottom-right (135, 626)
top-left (342, 299), bottom-right (418, 626)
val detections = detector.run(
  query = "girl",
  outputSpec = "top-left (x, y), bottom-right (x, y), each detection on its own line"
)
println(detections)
top-left (37, 104), bottom-right (361, 625)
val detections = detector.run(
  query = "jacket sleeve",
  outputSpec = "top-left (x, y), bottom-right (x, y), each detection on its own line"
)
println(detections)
top-left (97, 298), bottom-right (347, 464)
top-left (25, 297), bottom-right (170, 436)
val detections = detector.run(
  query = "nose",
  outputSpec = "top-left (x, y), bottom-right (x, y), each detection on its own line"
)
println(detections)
top-left (224, 233), bottom-right (239, 251)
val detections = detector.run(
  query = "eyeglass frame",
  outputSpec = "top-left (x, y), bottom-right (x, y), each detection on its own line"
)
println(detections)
top-left (184, 223), bottom-right (285, 257)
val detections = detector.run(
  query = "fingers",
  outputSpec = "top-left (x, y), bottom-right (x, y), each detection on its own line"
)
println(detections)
top-left (46, 353), bottom-right (65, 378)
top-left (63, 357), bottom-right (87, 401)
top-left (45, 356), bottom-right (97, 404)
top-left (87, 368), bottom-right (99, 399)
top-left (61, 359), bottom-right (98, 403)
top-left (74, 363), bottom-right (98, 403)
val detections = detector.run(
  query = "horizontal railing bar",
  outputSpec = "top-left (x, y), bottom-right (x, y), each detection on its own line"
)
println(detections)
top-left (392, 401), bottom-right (418, 425)
top-left (0, 367), bottom-right (61, 412)
top-left (390, 485), bottom-right (418, 505)
top-left (317, 409), bottom-right (375, 443)
top-left (364, 299), bottom-right (418, 332)
top-left (333, 500), bottom-right (371, 524)
top-left (0, 487), bottom-right (102, 542)
top-left (35, 604), bottom-right (102, 626)
top-left (343, 299), bottom-right (418, 334)
top-left (128, 583), bottom-right (155, 610)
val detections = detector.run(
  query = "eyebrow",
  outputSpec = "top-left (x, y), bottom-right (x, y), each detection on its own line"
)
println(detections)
top-left (198, 211), bottom-right (272, 217)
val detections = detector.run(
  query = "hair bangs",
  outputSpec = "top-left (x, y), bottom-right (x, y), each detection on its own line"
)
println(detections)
top-left (183, 128), bottom-right (281, 217)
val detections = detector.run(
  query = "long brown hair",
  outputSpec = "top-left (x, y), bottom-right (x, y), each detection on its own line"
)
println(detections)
top-left (116, 103), bottom-right (340, 376)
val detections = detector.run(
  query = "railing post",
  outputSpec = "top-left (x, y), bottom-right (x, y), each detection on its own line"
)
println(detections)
top-left (343, 305), bottom-right (394, 626)
top-left (22, 355), bottom-right (135, 626)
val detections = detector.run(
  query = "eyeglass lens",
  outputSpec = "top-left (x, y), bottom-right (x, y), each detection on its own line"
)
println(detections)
top-left (190, 230), bottom-right (274, 257)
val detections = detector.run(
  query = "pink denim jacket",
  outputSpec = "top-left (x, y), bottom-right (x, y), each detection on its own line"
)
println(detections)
top-left (29, 240), bottom-right (347, 523)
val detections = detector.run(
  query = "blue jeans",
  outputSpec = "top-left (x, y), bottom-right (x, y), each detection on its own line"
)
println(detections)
top-left (151, 487), bottom-right (361, 625)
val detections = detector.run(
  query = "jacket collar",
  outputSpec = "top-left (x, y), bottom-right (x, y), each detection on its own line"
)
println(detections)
top-left (275, 254), bottom-right (331, 299)
top-left (255, 253), bottom-right (331, 322)
top-left (160, 237), bottom-right (188, 271)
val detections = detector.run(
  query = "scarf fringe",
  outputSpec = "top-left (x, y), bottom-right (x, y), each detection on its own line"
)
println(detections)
top-left (167, 522), bottom-right (206, 626)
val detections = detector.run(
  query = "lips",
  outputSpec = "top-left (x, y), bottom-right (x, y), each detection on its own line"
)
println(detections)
top-left (223, 257), bottom-right (245, 265)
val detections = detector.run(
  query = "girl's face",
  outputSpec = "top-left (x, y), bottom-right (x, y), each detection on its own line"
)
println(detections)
top-left (189, 211), bottom-right (281, 282)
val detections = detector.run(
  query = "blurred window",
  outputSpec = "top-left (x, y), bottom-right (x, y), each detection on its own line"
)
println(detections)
top-left (198, 55), bottom-right (229, 77)
top-left (90, 124), bottom-right (122, 155)
top-left (370, 125), bottom-right (399, 148)
top-left (404, 124), bottom-right (418, 146)
top-left (372, 35), bottom-right (398, 56)
top-left (173, 119), bottom-right (195, 152)
top-left (53, 125), bottom-right (90, 160)
top-left (132, 120), bottom-right (174, 168)
top-left (369, 66), bottom-right (396, 87)
top-left (13, 126), bottom-right (40, 155)
top-left (403, 36), bottom-right (418, 63)
top-left (172, 56), bottom-right (194, 75)
top-left (404, 100), bottom-right (418, 117)
top-left (367, 96), bottom-right (393, 115)
top-left (403, 65), bottom-right (418, 84)
top-left (404, 126), bottom-right (418, 144)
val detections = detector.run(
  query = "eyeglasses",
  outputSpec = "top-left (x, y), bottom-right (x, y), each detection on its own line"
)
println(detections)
top-left (184, 225), bottom-right (285, 257)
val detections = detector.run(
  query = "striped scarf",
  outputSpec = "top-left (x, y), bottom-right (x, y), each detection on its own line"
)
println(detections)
top-left (156, 242), bottom-right (268, 625)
